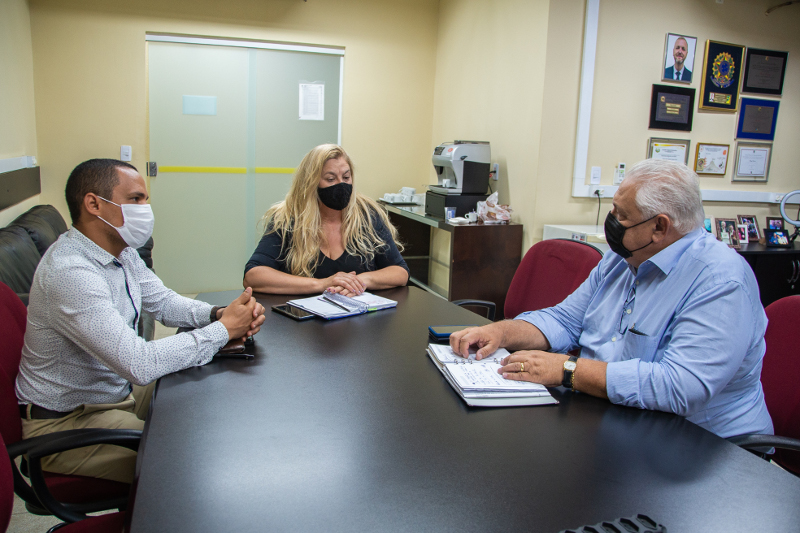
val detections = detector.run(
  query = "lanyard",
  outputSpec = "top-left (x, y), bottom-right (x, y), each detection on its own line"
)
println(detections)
top-left (113, 259), bottom-right (139, 333)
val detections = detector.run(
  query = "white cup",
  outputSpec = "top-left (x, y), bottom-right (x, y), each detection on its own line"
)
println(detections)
top-left (466, 212), bottom-right (477, 222)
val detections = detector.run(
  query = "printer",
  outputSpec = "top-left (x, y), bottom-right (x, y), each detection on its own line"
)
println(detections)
top-left (426, 141), bottom-right (491, 218)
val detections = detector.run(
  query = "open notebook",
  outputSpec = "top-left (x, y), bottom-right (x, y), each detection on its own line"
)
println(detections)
top-left (427, 344), bottom-right (558, 407)
top-left (287, 291), bottom-right (397, 320)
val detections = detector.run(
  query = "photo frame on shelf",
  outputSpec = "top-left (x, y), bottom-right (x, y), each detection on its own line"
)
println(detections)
top-left (736, 215), bottom-right (761, 242)
top-left (765, 229), bottom-right (791, 248)
top-left (741, 48), bottom-right (788, 96)
top-left (736, 97), bottom-right (779, 141)
top-left (765, 216), bottom-right (785, 230)
top-left (737, 225), bottom-right (749, 244)
top-left (662, 33), bottom-right (697, 84)
top-left (699, 40), bottom-right (745, 112)
top-left (715, 218), bottom-right (740, 249)
top-left (694, 143), bottom-right (729, 175)
top-left (703, 216), bottom-right (716, 234)
top-left (647, 137), bottom-right (691, 164)
top-left (649, 84), bottom-right (695, 131)
top-left (733, 142), bottom-right (772, 182)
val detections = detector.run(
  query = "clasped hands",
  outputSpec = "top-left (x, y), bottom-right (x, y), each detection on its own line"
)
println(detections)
top-left (323, 271), bottom-right (368, 297)
top-left (219, 287), bottom-right (266, 341)
top-left (449, 325), bottom-right (568, 386)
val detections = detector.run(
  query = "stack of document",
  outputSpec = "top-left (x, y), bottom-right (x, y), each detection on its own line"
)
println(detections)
top-left (427, 344), bottom-right (558, 407)
top-left (288, 291), bottom-right (397, 320)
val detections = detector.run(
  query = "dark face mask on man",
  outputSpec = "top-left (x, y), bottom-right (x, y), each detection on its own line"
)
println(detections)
top-left (604, 211), bottom-right (657, 259)
top-left (317, 182), bottom-right (353, 211)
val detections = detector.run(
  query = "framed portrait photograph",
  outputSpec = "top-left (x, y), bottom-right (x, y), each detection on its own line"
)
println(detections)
top-left (733, 142), bottom-right (772, 182)
top-left (703, 215), bottom-right (716, 234)
top-left (736, 97), bottom-right (779, 141)
top-left (694, 143), bottom-right (729, 175)
top-left (649, 85), bottom-right (695, 131)
top-left (737, 225), bottom-right (749, 244)
top-left (699, 40), bottom-right (745, 112)
top-left (766, 216), bottom-right (785, 230)
top-left (737, 215), bottom-right (761, 242)
top-left (662, 33), bottom-right (697, 84)
top-left (715, 218), bottom-right (740, 249)
top-left (647, 137), bottom-right (691, 164)
top-left (742, 48), bottom-right (788, 96)
top-left (765, 229), bottom-right (791, 248)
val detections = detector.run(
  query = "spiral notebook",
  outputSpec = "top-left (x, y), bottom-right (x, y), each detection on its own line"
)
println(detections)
top-left (426, 344), bottom-right (558, 407)
top-left (287, 291), bottom-right (397, 320)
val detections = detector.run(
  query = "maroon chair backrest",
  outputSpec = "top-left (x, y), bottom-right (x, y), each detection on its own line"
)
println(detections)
top-left (763, 295), bottom-right (800, 475)
top-left (504, 239), bottom-right (603, 319)
top-left (0, 282), bottom-right (25, 383)
top-left (0, 433), bottom-right (13, 533)
top-left (0, 282), bottom-right (25, 445)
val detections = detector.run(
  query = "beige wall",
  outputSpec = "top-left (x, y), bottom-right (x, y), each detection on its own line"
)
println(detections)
top-left (534, 0), bottom-right (800, 243)
top-left (28, 0), bottom-right (440, 222)
top-left (0, 0), bottom-right (40, 226)
top-left (430, 0), bottom-right (551, 252)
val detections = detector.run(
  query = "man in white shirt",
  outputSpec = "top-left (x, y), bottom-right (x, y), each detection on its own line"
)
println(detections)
top-left (16, 158), bottom-right (266, 483)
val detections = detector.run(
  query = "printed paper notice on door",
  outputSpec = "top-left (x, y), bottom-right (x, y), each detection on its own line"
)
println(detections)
top-left (299, 83), bottom-right (325, 121)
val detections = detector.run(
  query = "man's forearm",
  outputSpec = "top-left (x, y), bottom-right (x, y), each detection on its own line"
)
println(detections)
top-left (499, 319), bottom-right (552, 351)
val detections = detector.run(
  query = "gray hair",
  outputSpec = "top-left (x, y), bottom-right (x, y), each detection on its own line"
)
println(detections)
top-left (625, 159), bottom-right (704, 234)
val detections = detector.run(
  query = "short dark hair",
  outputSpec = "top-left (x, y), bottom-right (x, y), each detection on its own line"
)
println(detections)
top-left (65, 159), bottom-right (137, 224)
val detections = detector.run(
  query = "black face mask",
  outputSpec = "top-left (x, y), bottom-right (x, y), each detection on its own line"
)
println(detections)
top-left (604, 211), bottom-right (657, 259)
top-left (317, 182), bottom-right (353, 211)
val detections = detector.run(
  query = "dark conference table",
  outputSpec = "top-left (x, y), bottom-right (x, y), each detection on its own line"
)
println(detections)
top-left (127, 287), bottom-right (800, 532)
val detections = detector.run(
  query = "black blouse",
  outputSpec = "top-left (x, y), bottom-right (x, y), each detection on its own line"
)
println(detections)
top-left (244, 214), bottom-right (409, 280)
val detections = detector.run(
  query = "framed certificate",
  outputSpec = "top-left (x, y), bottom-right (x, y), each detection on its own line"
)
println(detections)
top-left (694, 143), bottom-right (729, 175)
top-left (741, 48), bottom-right (788, 96)
top-left (699, 40), bottom-right (745, 112)
top-left (733, 142), bottom-right (772, 182)
top-left (647, 137), bottom-right (690, 164)
top-left (649, 85), bottom-right (695, 131)
top-left (736, 97), bottom-right (780, 141)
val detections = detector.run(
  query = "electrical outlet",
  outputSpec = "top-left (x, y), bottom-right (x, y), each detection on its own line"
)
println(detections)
top-left (597, 187), bottom-right (605, 197)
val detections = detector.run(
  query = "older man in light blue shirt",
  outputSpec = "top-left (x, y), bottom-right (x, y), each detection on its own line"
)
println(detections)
top-left (450, 159), bottom-right (772, 438)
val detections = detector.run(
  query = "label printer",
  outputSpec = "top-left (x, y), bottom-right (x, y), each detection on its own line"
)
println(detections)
top-left (426, 141), bottom-right (491, 218)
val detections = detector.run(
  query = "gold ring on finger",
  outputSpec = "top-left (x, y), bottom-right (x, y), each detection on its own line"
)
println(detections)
top-left (520, 362), bottom-right (524, 373)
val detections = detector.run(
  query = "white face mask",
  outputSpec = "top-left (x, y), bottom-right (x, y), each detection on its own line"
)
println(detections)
top-left (97, 196), bottom-right (154, 249)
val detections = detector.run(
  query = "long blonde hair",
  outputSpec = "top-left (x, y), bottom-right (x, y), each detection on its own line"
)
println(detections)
top-left (261, 144), bottom-right (403, 278)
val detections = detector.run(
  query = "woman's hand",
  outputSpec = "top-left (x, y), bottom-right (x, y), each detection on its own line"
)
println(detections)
top-left (323, 271), bottom-right (366, 296)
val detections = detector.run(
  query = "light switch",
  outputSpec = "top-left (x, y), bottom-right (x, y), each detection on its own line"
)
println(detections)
top-left (120, 145), bottom-right (132, 162)
top-left (590, 166), bottom-right (601, 185)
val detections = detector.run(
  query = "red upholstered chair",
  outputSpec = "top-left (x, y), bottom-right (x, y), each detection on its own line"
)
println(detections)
top-left (1, 432), bottom-right (126, 533)
top-left (504, 239), bottom-right (603, 319)
top-left (455, 239), bottom-right (603, 320)
top-left (728, 295), bottom-right (800, 474)
top-left (0, 281), bottom-right (140, 523)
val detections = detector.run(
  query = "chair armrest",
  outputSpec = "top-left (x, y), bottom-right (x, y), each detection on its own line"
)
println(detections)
top-left (451, 299), bottom-right (496, 321)
top-left (6, 428), bottom-right (141, 523)
top-left (727, 434), bottom-right (800, 453)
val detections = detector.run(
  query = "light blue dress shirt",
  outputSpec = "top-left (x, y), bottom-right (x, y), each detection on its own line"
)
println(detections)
top-left (517, 228), bottom-right (773, 438)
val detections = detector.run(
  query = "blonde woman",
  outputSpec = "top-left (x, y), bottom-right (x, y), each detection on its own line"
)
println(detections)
top-left (244, 144), bottom-right (409, 296)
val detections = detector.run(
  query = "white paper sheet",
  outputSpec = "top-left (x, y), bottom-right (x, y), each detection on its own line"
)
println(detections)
top-left (427, 343), bottom-right (509, 364)
top-left (299, 83), bottom-right (325, 120)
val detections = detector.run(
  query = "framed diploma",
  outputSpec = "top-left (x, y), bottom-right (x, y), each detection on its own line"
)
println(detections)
top-left (694, 143), bottom-right (729, 175)
top-left (736, 97), bottom-right (779, 141)
top-left (742, 48), bottom-right (788, 96)
top-left (733, 142), bottom-right (772, 182)
top-left (647, 138), bottom-right (690, 164)
top-left (649, 85), bottom-right (695, 131)
top-left (699, 40), bottom-right (745, 112)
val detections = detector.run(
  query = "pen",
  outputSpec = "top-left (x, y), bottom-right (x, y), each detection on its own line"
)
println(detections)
top-left (322, 294), bottom-right (351, 312)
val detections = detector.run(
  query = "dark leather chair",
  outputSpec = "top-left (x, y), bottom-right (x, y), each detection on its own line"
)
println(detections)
top-left (0, 281), bottom-right (141, 524)
top-left (455, 238), bottom-right (603, 320)
top-left (728, 295), bottom-right (800, 475)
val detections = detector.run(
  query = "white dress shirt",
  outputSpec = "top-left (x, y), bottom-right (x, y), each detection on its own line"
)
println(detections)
top-left (16, 228), bottom-right (229, 411)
